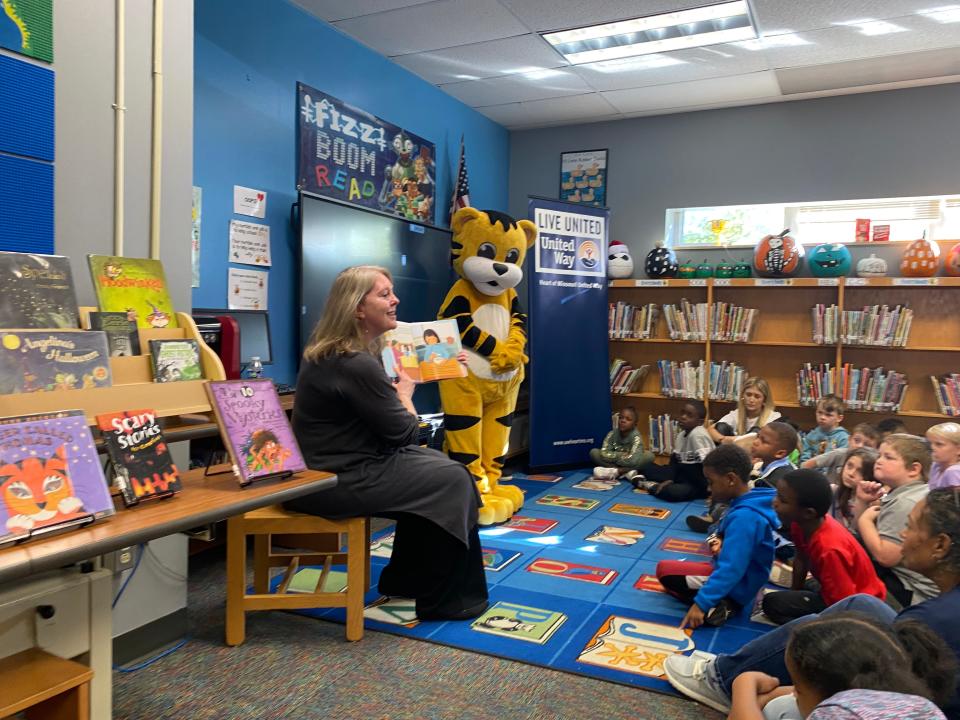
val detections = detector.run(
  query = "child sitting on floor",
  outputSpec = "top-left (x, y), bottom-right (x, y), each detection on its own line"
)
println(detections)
top-left (634, 400), bottom-right (713, 502)
top-left (656, 444), bottom-right (779, 628)
top-left (800, 395), bottom-right (849, 462)
top-left (802, 422), bottom-right (880, 485)
top-left (926, 422), bottom-right (960, 490)
top-left (729, 614), bottom-right (954, 720)
top-left (760, 469), bottom-right (885, 624)
top-left (877, 417), bottom-right (908, 439)
top-left (590, 406), bottom-right (653, 480)
top-left (752, 421), bottom-right (800, 488)
top-left (833, 447), bottom-right (878, 531)
top-left (856, 434), bottom-right (939, 607)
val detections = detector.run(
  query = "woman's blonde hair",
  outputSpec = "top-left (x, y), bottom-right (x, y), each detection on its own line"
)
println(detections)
top-left (881, 433), bottom-right (931, 482)
top-left (737, 376), bottom-right (777, 434)
top-left (302, 265), bottom-right (392, 362)
top-left (926, 422), bottom-right (960, 446)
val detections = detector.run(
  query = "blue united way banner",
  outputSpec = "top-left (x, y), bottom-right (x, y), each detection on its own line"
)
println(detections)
top-left (527, 196), bottom-right (610, 469)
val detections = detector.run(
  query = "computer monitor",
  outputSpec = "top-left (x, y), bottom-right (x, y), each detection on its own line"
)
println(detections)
top-left (193, 308), bottom-right (273, 365)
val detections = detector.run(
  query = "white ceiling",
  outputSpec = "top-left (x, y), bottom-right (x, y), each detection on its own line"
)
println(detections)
top-left (291, 0), bottom-right (960, 129)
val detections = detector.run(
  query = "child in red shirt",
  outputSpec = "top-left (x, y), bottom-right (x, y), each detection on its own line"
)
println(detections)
top-left (761, 468), bottom-right (885, 624)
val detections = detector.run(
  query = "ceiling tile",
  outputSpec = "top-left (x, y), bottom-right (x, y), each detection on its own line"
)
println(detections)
top-left (602, 71), bottom-right (782, 113)
top-left (752, 0), bottom-right (951, 33)
top-left (391, 35), bottom-right (567, 85)
top-left (440, 69), bottom-right (593, 106)
top-left (289, 0), bottom-right (435, 23)
top-left (572, 44), bottom-right (770, 92)
top-left (331, 0), bottom-right (529, 56)
top-left (496, 0), bottom-right (714, 33)
top-left (477, 93), bottom-right (621, 128)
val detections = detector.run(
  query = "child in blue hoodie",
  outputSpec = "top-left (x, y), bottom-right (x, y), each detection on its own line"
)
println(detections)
top-left (656, 444), bottom-right (779, 628)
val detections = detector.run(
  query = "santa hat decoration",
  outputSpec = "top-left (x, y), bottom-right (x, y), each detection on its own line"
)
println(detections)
top-left (608, 240), bottom-right (635, 279)
top-left (609, 240), bottom-right (629, 254)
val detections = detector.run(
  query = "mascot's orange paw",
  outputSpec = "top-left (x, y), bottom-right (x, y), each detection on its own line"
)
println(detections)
top-left (491, 484), bottom-right (524, 514)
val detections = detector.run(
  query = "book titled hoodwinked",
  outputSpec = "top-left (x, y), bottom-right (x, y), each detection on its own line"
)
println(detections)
top-left (87, 255), bottom-right (178, 329)
top-left (205, 379), bottom-right (306, 486)
top-left (97, 409), bottom-right (181, 506)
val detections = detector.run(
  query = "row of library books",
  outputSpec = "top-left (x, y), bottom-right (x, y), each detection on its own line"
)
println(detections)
top-left (608, 302), bottom-right (658, 340)
top-left (0, 251), bottom-right (178, 331)
top-left (663, 300), bottom-right (708, 342)
top-left (610, 359), bottom-right (650, 394)
top-left (811, 304), bottom-right (914, 347)
top-left (655, 359), bottom-right (749, 401)
top-left (0, 331), bottom-right (204, 395)
top-left (0, 380), bottom-right (305, 547)
top-left (648, 413), bottom-right (681, 455)
top-left (930, 374), bottom-right (960, 416)
top-left (709, 303), bottom-right (758, 343)
top-left (796, 362), bottom-right (908, 411)
top-left (607, 299), bottom-right (759, 343)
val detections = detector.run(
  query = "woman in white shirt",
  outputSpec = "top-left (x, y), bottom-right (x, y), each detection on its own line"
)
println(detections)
top-left (708, 376), bottom-right (781, 446)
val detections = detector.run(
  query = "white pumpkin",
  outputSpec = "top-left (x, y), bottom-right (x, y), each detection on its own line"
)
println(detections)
top-left (608, 240), bottom-right (635, 278)
top-left (856, 253), bottom-right (888, 278)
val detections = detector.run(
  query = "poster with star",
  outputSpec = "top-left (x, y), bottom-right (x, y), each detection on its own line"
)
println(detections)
top-left (577, 616), bottom-right (694, 677)
top-left (0, 410), bottom-right (114, 545)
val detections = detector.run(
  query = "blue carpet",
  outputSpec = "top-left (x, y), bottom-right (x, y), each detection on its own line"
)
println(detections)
top-left (272, 469), bottom-right (773, 697)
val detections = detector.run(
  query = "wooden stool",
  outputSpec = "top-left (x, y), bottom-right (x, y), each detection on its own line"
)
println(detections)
top-left (0, 648), bottom-right (93, 719)
top-left (225, 505), bottom-right (370, 645)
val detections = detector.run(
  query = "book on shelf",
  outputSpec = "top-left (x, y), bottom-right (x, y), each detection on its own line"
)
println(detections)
top-left (609, 358), bottom-right (650, 394)
top-left (0, 330), bottom-right (112, 395)
top-left (811, 304), bottom-right (838, 345)
top-left (381, 319), bottom-right (466, 383)
top-left (931, 374), bottom-right (960, 416)
top-left (149, 339), bottom-right (203, 382)
top-left (840, 305), bottom-right (913, 347)
top-left (0, 252), bottom-right (80, 329)
top-left (662, 299), bottom-right (708, 341)
top-left (648, 413), bottom-right (681, 455)
top-left (205, 379), bottom-right (307, 486)
top-left (87, 255), bottom-right (179, 329)
top-left (608, 302), bottom-right (659, 339)
top-left (96, 409), bottom-right (182, 506)
top-left (0, 410), bottom-right (115, 545)
top-left (710, 303), bottom-right (758, 342)
top-left (708, 361), bottom-right (748, 401)
top-left (656, 359), bottom-right (705, 399)
top-left (89, 311), bottom-right (141, 357)
top-left (837, 365), bottom-right (908, 412)
top-left (797, 363), bottom-right (836, 406)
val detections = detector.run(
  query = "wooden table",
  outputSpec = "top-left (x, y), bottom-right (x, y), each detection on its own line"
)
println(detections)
top-left (0, 464), bottom-right (336, 584)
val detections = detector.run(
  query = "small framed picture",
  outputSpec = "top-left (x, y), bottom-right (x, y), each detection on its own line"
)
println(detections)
top-left (560, 149), bottom-right (608, 207)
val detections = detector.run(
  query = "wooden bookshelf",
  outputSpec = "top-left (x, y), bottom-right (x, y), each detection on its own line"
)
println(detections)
top-left (609, 277), bottom-right (959, 436)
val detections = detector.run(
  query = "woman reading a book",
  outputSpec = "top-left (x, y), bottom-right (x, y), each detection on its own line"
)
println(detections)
top-left (287, 265), bottom-right (488, 621)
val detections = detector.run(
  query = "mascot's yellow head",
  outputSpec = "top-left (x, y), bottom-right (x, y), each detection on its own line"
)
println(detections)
top-left (451, 208), bottom-right (538, 297)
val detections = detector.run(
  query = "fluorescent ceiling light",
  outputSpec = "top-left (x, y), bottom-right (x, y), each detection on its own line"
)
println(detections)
top-left (733, 30), bottom-right (811, 50)
top-left (518, 68), bottom-right (567, 80)
top-left (584, 54), bottom-right (688, 73)
top-left (918, 5), bottom-right (960, 23)
top-left (835, 18), bottom-right (908, 35)
top-left (541, 1), bottom-right (756, 65)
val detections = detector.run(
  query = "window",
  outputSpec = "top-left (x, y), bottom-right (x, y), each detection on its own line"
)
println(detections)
top-left (666, 195), bottom-right (960, 247)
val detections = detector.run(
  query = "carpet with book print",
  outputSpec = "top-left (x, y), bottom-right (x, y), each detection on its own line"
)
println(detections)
top-left (275, 469), bottom-right (778, 698)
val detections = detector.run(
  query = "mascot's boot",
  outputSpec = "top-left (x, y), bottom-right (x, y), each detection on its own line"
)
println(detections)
top-left (490, 479), bottom-right (524, 515)
top-left (475, 475), bottom-right (514, 525)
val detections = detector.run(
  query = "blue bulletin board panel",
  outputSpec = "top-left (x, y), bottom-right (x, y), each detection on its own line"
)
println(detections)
top-left (0, 154), bottom-right (54, 254)
top-left (0, 53), bottom-right (54, 161)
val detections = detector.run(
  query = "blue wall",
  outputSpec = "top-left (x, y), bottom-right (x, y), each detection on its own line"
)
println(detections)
top-left (193, 0), bottom-right (510, 384)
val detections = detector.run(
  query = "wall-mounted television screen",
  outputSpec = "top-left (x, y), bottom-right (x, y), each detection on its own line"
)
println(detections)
top-left (298, 192), bottom-right (455, 413)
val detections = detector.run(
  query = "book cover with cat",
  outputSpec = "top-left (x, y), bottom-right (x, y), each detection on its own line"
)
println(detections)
top-left (0, 330), bottom-right (113, 395)
top-left (205, 379), bottom-right (306, 485)
top-left (149, 339), bottom-right (203, 382)
top-left (96, 409), bottom-right (181, 506)
top-left (0, 252), bottom-right (80, 329)
top-left (89, 311), bottom-right (141, 357)
top-left (0, 410), bottom-right (115, 545)
top-left (87, 255), bottom-right (178, 329)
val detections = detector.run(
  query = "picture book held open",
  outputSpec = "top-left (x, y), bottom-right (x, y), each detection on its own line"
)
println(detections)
top-left (381, 318), bottom-right (465, 383)
top-left (0, 410), bottom-right (115, 545)
top-left (97, 409), bottom-right (181, 506)
top-left (205, 379), bottom-right (306, 485)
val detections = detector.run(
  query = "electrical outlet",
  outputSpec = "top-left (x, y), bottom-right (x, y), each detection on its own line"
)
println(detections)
top-left (104, 546), bottom-right (136, 572)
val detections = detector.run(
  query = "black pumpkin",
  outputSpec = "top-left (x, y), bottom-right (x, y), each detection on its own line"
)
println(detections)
top-left (645, 244), bottom-right (679, 278)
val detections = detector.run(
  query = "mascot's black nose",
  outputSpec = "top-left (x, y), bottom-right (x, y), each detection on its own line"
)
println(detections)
top-left (492, 263), bottom-right (508, 276)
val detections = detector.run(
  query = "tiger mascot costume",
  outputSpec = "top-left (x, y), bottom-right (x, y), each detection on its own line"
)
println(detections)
top-left (438, 207), bottom-right (537, 525)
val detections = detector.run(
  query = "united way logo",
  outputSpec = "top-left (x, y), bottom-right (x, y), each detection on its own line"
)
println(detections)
top-left (577, 240), bottom-right (600, 270)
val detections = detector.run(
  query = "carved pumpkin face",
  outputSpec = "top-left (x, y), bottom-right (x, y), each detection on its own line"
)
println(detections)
top-left (900, 237), bottom-right (940, 277)
top-left (945, 243), bottom-right (960, 277)
top-left (678, 260), bottom-right (697, 279)
top-left (754, 233), bottom-right (803, 277)
top-left (733, 261), bottom-right (752, 278)
top-left (607, 241), bottom-right (634, 279)
top-left (695, 261), bottom-right (714, 278)
top-left (645, 245), bottom-right (678, 278)
top-left (809, 243), bottom-right (852, 277)
top-left (856, 253), bottom-right (888, 278)
top-left (715, 262), bottom-right (734, 278)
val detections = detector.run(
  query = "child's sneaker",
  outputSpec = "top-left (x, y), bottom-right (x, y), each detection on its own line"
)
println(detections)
top-left (623, 469), bottom-right (639, 482)
top-left (704, 598), bottom-right (738, 627)
top-left (685, 514), bottom-right (713, 534)
top-left (593, 466), bottom-right (619, 480)
top-left (633, 478), bottom-right (659, 492)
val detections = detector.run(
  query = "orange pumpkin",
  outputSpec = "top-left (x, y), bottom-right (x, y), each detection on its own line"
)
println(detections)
top-left (899, 237), bottom-right (940, 277)
top-left (754, 230), bottom-right (803, 277)
top-left (945, 243), bottom-right (960, 277)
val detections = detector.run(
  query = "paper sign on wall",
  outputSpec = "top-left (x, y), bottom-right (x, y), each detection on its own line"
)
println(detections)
top-left (233, 185), bottom-right (267, 218)
top-left (227, 267), bottom-right (268, 310)
top-left (229, 220), bottom-right (271, 267)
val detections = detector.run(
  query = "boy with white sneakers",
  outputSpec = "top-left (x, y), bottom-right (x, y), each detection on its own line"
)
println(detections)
top-left (590, 406), bottom-right (653, 481)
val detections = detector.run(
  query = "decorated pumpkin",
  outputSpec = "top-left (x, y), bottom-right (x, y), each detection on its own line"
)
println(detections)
top-left (754, 229), bottom-right (803, 277)
top-left (715, 261), bottom-right (735, 279)
top-left (900, 236), bottom-right (940, 277)
top-left (607, 240), bottom-right (634, 279)
top-left (733, 260), bottom-right (752, 278)
top-left (678, 259), bottom-right (697, 279)
top-left (695, 260), bottom-right (714, 278)
top-left (944, 243), bottom-right (960, 277)
top-left (645, 242), bottom-right (679, 278)
top-left (809, 243), bottom-right (852, 277)
top-left (856, 253), bottom-right (888, 278)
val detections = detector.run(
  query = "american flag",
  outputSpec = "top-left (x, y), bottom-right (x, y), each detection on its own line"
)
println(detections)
top-left (449, 135), bottom-right (471, 223)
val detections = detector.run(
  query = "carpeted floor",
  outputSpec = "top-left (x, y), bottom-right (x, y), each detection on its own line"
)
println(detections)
top-left (112, 520), bottom-right (724, 720)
